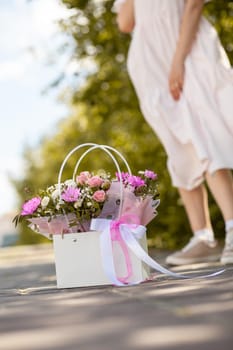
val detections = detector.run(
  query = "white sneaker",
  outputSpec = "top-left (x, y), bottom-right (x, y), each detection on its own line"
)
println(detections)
top-left (166, 236), bottom-right (220, 266)
top-left (221, 229), bottom-right (233, 265)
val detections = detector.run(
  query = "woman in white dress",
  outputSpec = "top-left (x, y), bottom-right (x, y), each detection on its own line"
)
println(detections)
top-left (114, 0), bottom-right (233, 265)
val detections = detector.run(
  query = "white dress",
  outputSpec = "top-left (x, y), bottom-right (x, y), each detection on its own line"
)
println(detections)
top-left (114, 0), bottom-right (233, 190)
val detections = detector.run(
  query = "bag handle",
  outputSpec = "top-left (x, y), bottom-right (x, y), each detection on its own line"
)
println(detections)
top-left (57, 143), bottom-right (131, 218)
top-left (72, 144), bottom-right (131, 179)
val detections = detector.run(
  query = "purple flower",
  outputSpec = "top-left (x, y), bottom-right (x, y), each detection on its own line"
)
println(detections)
top-left (127, 175), bottom-right (145, 188)
top-left (144, 170), bottom-right (157, 180)
top-left (61, 187), bottom-right (81, 202)
top-left (21, 197), bottom-right (41, 216)
top-left (116, 172), bottom-right (130, 183)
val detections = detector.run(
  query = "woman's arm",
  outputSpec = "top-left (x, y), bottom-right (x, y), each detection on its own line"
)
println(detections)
top-left (169, 0), bottom-right (205, 101)
top-left (116, 0), bottom-right (135, 33)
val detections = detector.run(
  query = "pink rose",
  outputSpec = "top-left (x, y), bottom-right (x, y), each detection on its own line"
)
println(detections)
top-left (92, 190), bottom-right (106, 202)
top-left (76, 171), bottom-right (91, 185)
top-left (87, 176), bottom-right (104, 188)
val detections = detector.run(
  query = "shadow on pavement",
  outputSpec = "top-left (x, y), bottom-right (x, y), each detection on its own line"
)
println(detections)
top-left (0, 244), bottom-right (233, 350)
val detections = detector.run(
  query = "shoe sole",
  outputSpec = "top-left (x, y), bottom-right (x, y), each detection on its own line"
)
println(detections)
top-left (166, 254), bottom-right (220, 266)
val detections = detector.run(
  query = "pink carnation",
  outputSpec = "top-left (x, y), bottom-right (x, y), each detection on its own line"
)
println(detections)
top-left (92, 190), bottom-right (106, 202)
top-left (127, 175), bottom-right (145, 188)
top-left (61, 187), bottom-right (81, 202)
top-left (76, 171), bottom-right (91, 185)
top-left (21, 197), bottom-right (41, 216)
top-left (144, 170), bottom-right (157, 180)
top-left (116, 172), bottom-right (130, 183)
top-left (87, 176), bottom-right (104, 188)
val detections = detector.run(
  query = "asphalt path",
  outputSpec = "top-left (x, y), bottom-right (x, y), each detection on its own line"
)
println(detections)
top-left (0, 244), bottom-right (233, 350)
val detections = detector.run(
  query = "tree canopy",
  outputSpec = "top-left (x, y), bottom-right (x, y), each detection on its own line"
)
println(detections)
top-left (14, 0), bottom-right (233, 247)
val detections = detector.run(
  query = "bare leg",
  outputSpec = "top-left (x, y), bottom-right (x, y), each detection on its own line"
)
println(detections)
top-left (205, 169), bottom-right (233, 264)
top-left (205, 169), bottom-right (233, 221)
top-left (178, 184), bottom-right (212, 232)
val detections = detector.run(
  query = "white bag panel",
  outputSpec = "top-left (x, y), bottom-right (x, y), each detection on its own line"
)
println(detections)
top-left (53, 231), bottom-right (149, 288)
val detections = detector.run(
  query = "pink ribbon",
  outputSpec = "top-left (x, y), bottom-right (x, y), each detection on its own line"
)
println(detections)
top-left (110, 215), bottom-right (141, 283)
top-left (91, 217), bottom-right (225, 286)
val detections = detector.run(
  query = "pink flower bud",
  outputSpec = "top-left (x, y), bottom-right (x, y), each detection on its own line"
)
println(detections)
top-left (76, 171), bottom-right (91, 185)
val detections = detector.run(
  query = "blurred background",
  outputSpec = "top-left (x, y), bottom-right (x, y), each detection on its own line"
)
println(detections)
top-left (1, 0), bottom-right (233, 248)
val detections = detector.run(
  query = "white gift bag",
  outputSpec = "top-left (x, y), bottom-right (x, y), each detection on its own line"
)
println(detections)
top-left (53, 143), bottom-right (149, 288)
top-left (53, 230), bottom-right (149, 288)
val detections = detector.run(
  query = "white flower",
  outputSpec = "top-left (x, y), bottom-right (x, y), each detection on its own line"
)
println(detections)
top-left (87, 202), bottom-right (92, 207)
top-left (51, 189), bottom-right (60, 201)
top-left (55, 200), bottom-right (64, 210)
top-left (41, 196), bottom-right (50, 209)
top-left (74, 199), bottom-right (83, 209)
top-left (64, 179), bottom-right (77, 188)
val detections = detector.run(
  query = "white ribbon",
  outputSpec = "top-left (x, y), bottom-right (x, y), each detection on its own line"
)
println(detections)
top-left (91, 219), bottom-right (224, 286)
top-left (91, 218), bottom-right (144, 286)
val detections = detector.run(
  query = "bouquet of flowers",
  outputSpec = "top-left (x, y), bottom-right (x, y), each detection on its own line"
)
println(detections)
top-left (13, 169), bottom-right (159, 238)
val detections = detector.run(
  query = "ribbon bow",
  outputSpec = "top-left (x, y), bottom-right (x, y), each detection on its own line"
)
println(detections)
top-left (91, 215), bottom-right (145, 286)
top-left (91, 217), bottom-right (224, 287)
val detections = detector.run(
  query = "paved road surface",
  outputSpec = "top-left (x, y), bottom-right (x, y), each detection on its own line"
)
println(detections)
top-left (0, 244), bottom-right (233, 350)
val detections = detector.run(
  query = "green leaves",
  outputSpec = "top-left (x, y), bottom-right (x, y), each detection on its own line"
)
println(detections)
top-left (204, 0), bottom-right (233, 64)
